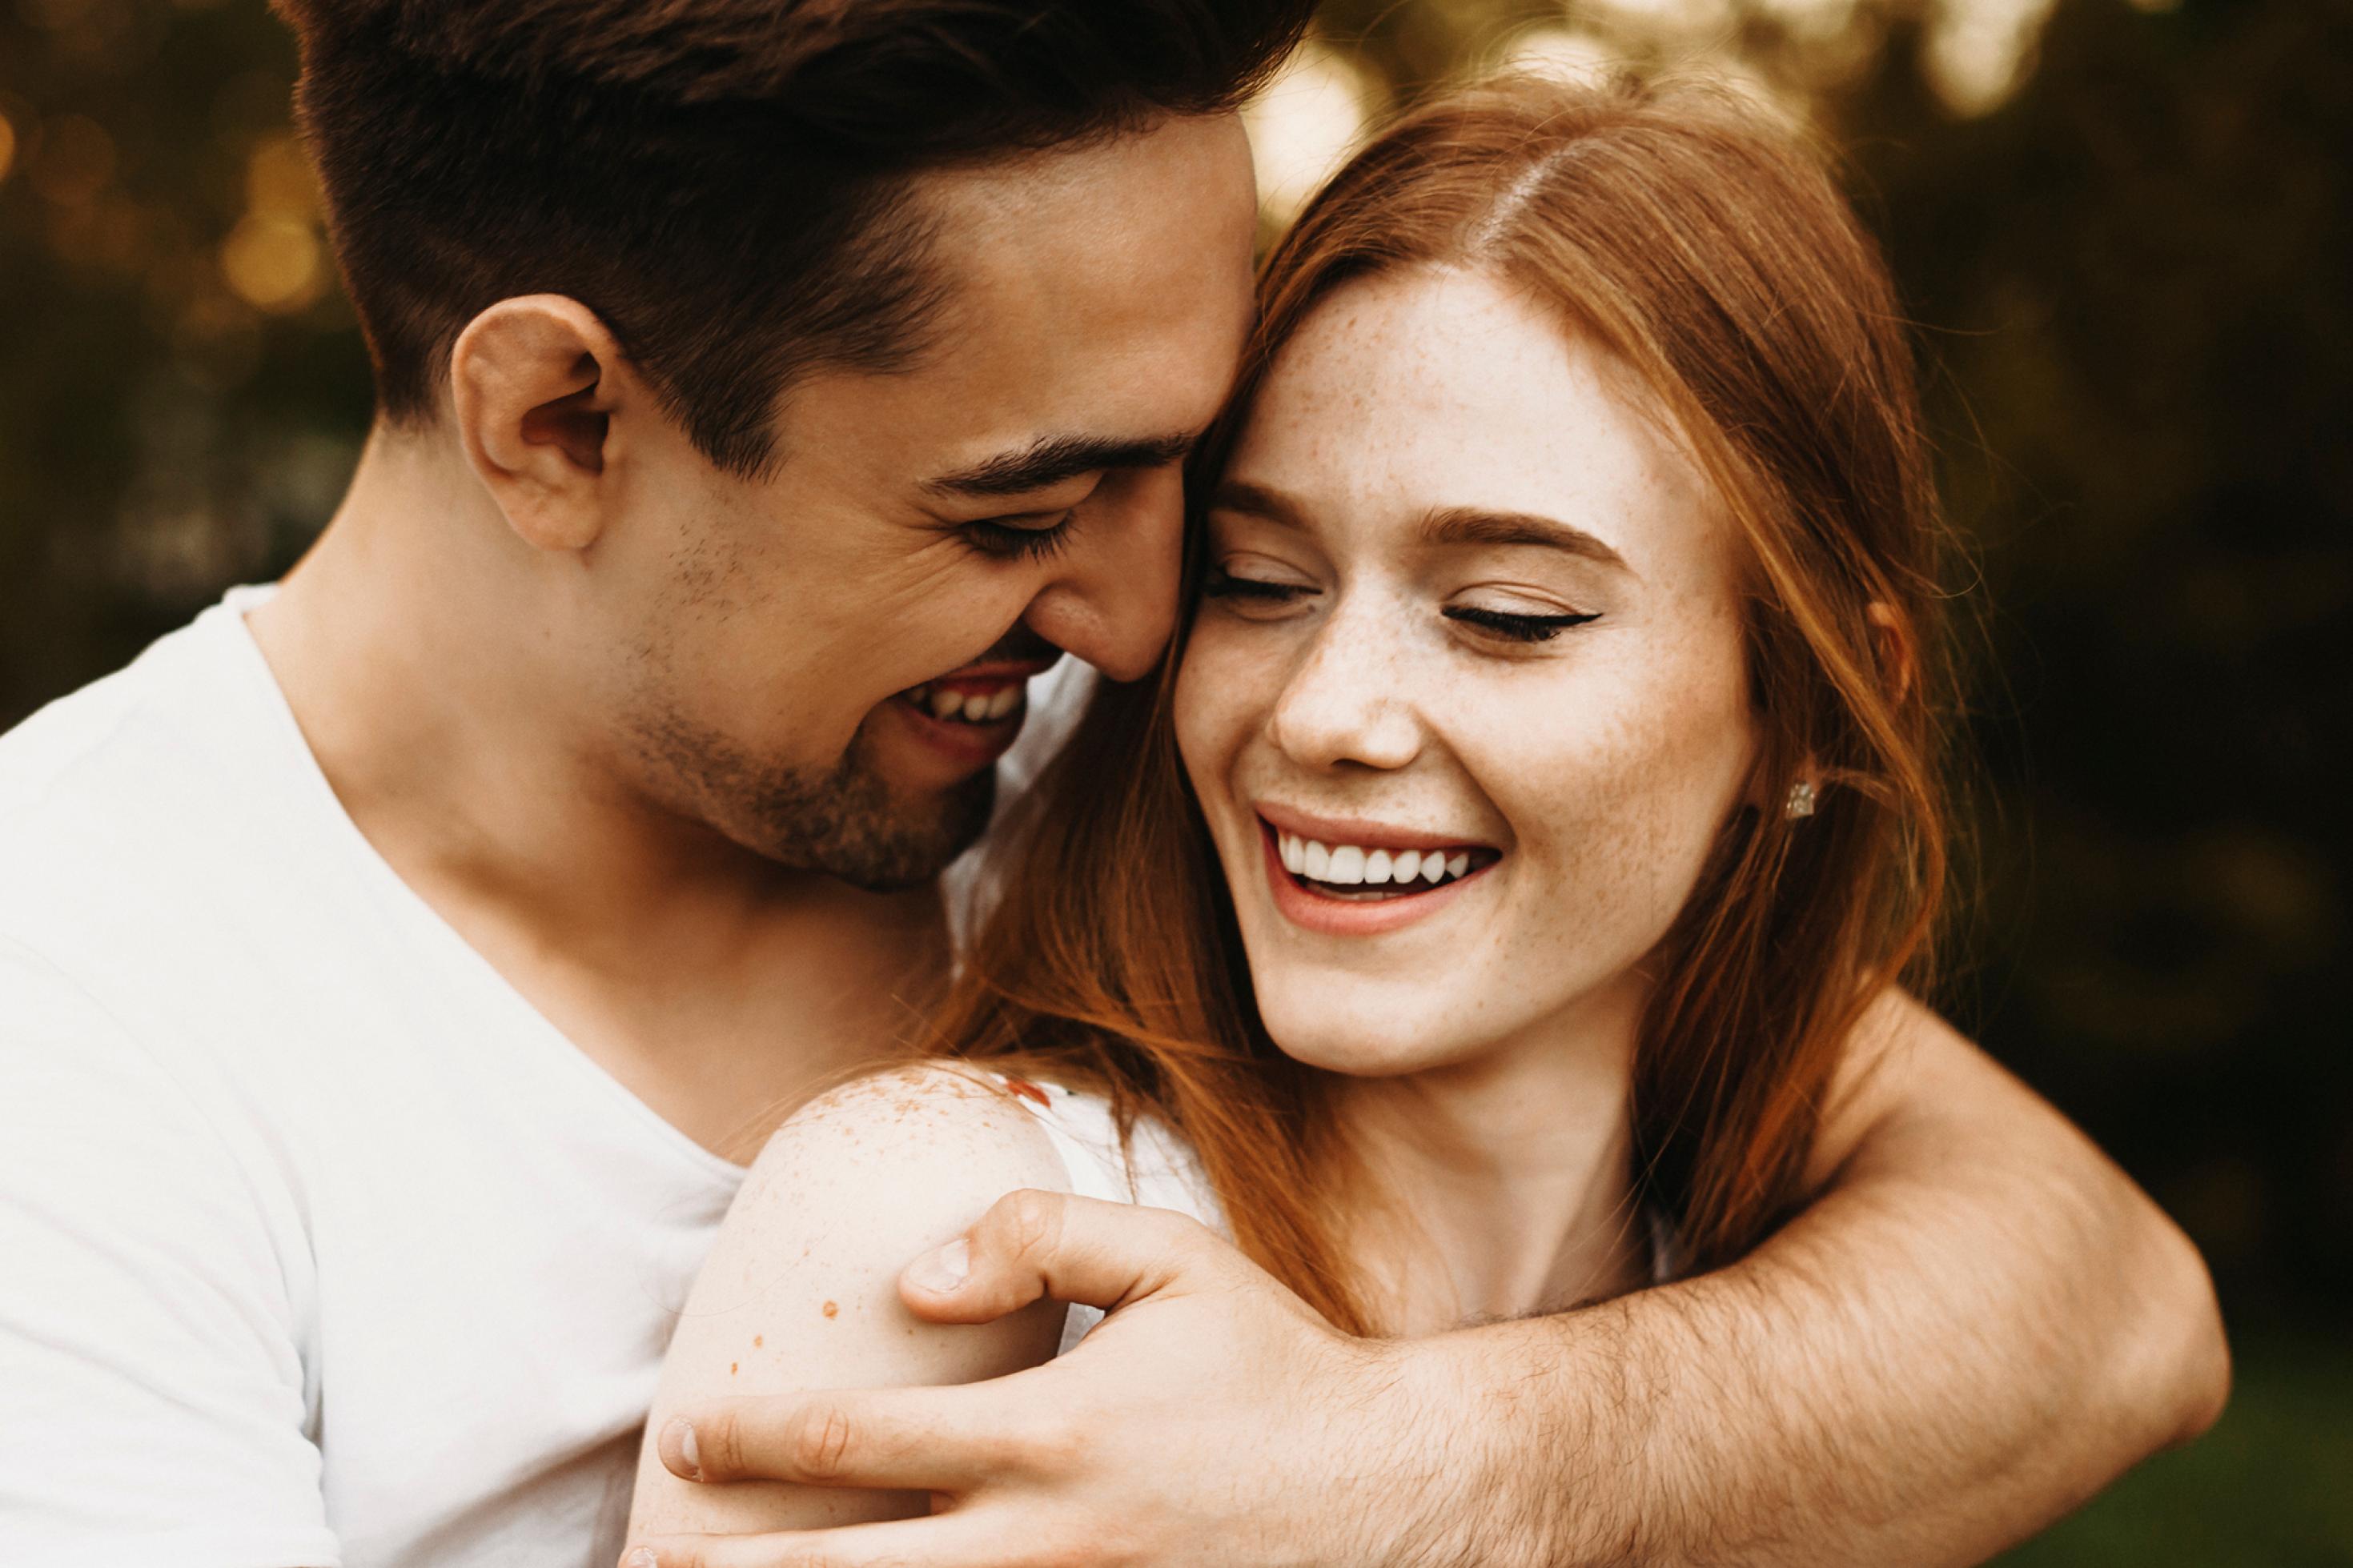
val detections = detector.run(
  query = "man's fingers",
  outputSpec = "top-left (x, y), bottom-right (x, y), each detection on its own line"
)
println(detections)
top-left (662, 1384), bottom-right (1014, 1490)
top-left (898, 1187), bottom-right (1234, 1324)
top-left (622, 1510), bottom-right (1002, 1568)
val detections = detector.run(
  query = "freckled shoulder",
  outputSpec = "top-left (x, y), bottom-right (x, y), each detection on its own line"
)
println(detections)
top-left (722, 1063), bottom-right (1075, 1245)
top-left (633, 1062), bottom-right (1077, 1538)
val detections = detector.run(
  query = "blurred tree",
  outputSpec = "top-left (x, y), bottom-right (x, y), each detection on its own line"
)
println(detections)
top-left (0, 0), bottom-right (372, 728)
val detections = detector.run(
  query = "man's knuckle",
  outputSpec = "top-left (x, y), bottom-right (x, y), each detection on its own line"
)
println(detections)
top-left (999, 1188), bottom-right (1065, 1261)
top-left (789, 1404), bottom-right (858, 1481)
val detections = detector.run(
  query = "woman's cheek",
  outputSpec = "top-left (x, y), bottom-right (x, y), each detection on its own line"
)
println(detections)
top-left (1173, 620), bottom-right (1261, 800)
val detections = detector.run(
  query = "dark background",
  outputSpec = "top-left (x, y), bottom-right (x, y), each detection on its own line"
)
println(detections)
top-left (2, 1), bottom-right (2346, 1558)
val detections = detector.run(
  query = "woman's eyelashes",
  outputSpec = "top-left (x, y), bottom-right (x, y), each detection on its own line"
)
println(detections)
top-left (1205, 563), bottom-right (1602, 646)
top-left (1202, 567), bottom-right (1312, 605)
top-left (1443, 604), bottom-right (1603, 644)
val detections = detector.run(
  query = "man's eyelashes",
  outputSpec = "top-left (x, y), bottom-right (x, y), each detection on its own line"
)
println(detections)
top-left (964, 511), bottom-right (1077, 562)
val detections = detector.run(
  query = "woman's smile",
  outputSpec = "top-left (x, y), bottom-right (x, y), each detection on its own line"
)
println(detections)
top-left (1254, 805), bottom-right (1504, 936)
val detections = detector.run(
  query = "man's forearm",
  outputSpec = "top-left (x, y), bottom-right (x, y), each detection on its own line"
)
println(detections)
top-left (1415, 1037), bottom-right (2228, 1567)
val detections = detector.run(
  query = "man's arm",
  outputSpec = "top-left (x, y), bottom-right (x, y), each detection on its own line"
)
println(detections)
top-left (637, 997), bottom-right (2226, 1567)
top-left (1415, 993), bottom-right (2229, 1566)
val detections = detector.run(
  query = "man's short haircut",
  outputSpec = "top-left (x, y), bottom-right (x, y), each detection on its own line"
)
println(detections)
top-left (271, 0), bottom-right (1315, 474)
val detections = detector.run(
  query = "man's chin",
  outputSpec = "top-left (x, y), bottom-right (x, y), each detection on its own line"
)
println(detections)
top-left (753, 768), bottom-right (998, 892)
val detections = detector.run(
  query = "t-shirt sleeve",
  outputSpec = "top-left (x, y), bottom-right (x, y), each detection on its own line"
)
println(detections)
top-left (0, 941), bottom-right (340, 1568)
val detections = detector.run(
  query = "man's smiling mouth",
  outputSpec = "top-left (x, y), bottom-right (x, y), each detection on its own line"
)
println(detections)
top-left (896, 679), bottom-right (1028, 727)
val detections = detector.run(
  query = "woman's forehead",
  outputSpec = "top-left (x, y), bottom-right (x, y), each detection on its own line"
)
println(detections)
top-left (1225, 266), bottom-right (1729, 582)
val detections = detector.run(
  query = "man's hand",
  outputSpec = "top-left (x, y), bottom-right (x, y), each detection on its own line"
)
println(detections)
top-left (622, 1191), bottom-right (1482, 1568)
top-left (622, 1006), bottom-right (2227, 1568)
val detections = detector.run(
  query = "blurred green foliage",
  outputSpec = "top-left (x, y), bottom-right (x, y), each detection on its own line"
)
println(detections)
top-left (2, 0), bottom-right (2347, 1558)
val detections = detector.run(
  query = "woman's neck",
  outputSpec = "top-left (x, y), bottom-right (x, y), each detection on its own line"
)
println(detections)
top-left (1329, 976), bottom-right (1649, 1336)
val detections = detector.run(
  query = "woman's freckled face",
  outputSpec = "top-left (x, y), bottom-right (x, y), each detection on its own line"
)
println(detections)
top-left (1172, 265), bottom-right (1759, 1078)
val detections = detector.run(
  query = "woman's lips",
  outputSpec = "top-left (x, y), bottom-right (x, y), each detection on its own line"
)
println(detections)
top-left (1256, 816), bottom-right (1498, 937)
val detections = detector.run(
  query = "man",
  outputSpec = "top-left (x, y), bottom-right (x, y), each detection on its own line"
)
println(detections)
top-left (0, 2), bottom-right (2223, 1566)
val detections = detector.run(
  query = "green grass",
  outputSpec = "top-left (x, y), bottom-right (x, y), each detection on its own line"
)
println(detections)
top-left (1991, 1334), bottom-right (2353, 1567)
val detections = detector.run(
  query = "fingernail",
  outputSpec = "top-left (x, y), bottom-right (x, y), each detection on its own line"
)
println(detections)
top-left (661, 1416), bottom-right (700, 1480)
top-left (621, 1550), bottom-right (660, 1568)
top-left (908, 1235), bottom-right (970, 1293)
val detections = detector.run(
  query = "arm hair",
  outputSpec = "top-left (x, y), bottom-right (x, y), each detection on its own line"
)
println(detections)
top-left (1421, 993), bottom-right (2229, 1567)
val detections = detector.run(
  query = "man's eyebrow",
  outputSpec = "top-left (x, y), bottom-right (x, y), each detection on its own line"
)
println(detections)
top-left (922, 431), bottom-right (1199, 499)
top-left (1417, 506), bottom-right (1632, 573)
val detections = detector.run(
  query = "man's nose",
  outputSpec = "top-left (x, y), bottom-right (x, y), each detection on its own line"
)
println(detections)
top-left (1021, 465), bottom-right (1183, 682)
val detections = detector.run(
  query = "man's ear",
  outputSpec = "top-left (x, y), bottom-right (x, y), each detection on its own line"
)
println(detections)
top-left (449, 295), bottom-right (635, 554)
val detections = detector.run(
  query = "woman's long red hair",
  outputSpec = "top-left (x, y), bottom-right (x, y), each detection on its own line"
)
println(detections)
top-left (922, 74), bottom-right (1957, 1334)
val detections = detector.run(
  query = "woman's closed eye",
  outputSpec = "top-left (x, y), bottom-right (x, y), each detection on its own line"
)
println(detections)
top-left (1443, 603), bottom-right (1602, 644)
top-left (1203, 563), bottom-right (1317, 610)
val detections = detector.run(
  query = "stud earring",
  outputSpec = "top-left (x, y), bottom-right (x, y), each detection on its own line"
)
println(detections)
top-left (1785, 779), bottom-right (1819, 820)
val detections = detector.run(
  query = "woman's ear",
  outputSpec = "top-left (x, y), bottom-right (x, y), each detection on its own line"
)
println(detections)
top-left (1865, 601), bottom-right (1917, 707)
top-left (448, 295), bottom-right (632, 554)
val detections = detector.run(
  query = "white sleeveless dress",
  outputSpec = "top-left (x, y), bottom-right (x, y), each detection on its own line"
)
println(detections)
top-left (990, 1074), bottom-right (1679, 1353)
top-left (985, 1077), bottom-right (1227, 1354)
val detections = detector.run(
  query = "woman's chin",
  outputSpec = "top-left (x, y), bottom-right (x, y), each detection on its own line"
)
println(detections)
top-left (1258, 997), bottom-right (1471, 1080)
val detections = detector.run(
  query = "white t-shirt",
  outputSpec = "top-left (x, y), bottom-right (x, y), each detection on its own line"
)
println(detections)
top-left (0, 588), bottom-right (1088, 1568)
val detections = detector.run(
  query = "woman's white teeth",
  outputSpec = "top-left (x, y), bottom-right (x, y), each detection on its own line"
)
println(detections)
top-left (1275, 832), bottom-right (1488, 891)
top-left (906, 683), bottom-right (1024, 724)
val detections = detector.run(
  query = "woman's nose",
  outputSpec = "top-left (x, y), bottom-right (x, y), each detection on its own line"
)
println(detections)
top-left (1266, 612), bottom-right (1421, 772)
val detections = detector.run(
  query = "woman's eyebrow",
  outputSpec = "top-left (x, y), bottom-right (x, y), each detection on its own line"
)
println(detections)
top-left (1416, 506), bottom-right (1632, 573)
top-left (1207, 477), bottom-right (1312, 529)
top-left (1211, 483), bottom-right (1636, 577)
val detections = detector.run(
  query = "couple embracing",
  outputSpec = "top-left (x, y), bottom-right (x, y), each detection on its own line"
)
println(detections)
top-left (0, 2), bottom-right (2225, 1566)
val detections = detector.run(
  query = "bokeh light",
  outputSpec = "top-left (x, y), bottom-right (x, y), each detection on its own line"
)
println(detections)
top-left (1243, 39), bottom-right (1376, 227)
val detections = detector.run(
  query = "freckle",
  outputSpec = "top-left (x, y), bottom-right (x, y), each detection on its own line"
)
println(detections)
top-left (730, 1361), bottom-right (738, 1375)
top-left (822, 1300), bottom-right (839, 1318)
top-left (753, 1335), bottom-right (764, 1347)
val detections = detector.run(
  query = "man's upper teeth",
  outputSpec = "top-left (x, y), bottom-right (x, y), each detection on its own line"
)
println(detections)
top-left (1278, 833), bottom-right (1478, 886)
top-left (918, 684), bottom-right (1023, 721)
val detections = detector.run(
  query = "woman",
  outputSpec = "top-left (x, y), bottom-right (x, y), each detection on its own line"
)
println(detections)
top-left (632, 70), bottom-right (1957, 1537)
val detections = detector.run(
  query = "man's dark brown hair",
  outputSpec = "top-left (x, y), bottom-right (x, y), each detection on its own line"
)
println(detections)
top-left (271, 0), bottom-right (1315, 475)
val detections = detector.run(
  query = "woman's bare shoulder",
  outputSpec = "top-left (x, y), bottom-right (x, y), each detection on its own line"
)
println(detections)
top-left (724, 1062), bottom-right (1073, 1257)
top-left (1808, 988), bottom-right (1988, 1184)
top-left (632, 1062), bottom-right (1073, 1538)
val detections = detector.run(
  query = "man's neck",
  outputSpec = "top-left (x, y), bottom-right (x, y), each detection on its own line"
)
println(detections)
top-left (247, 423), bottom-right (948, 1157)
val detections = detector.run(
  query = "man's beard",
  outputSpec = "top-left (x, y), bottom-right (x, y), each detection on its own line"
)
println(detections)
top-left (632, 708), bottom-right (996, 892)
